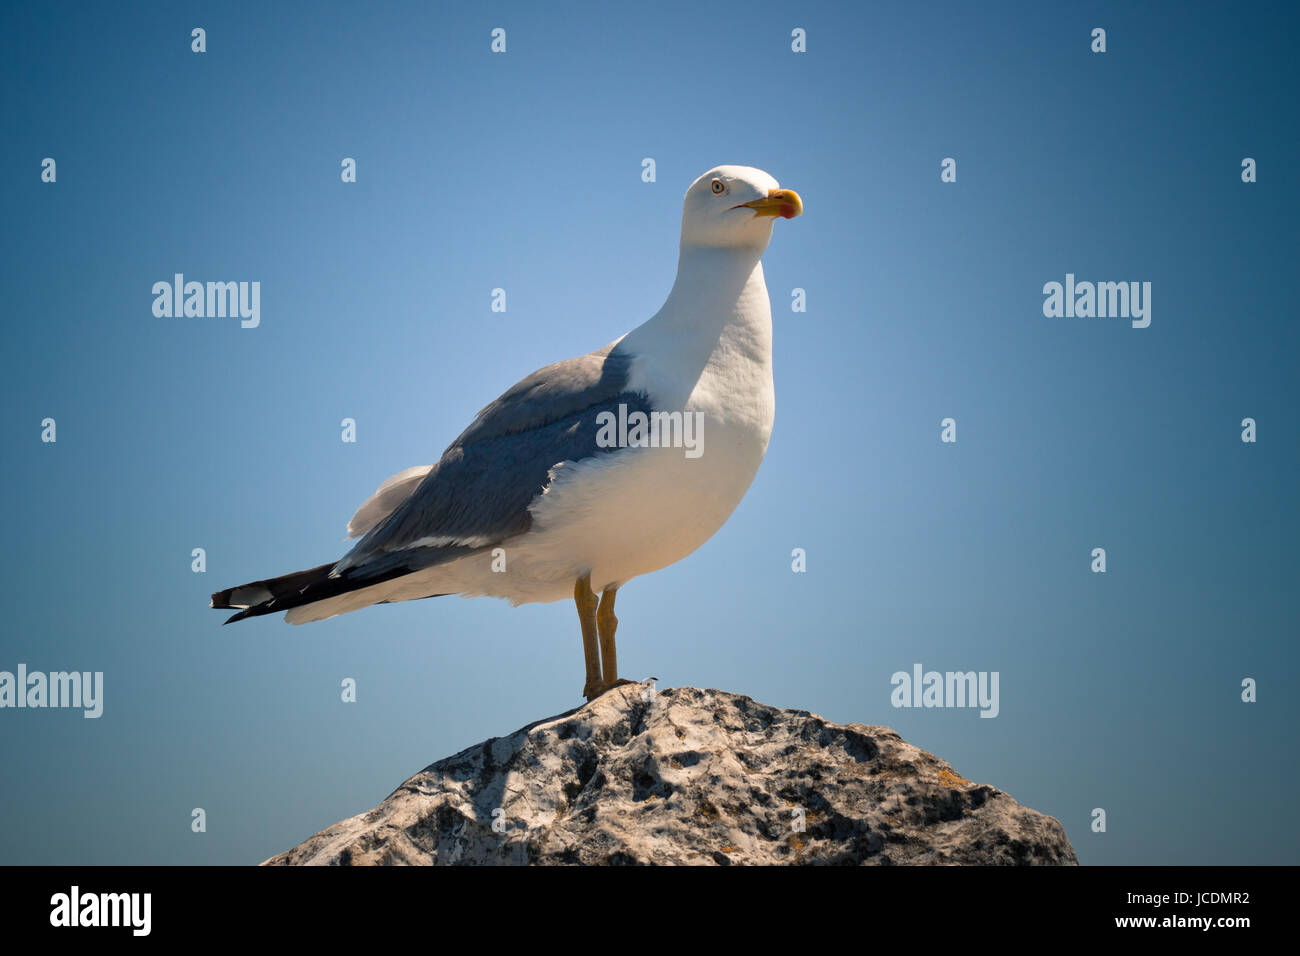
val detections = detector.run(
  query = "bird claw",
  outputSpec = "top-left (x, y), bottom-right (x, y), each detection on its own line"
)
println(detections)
top-left (583, 677), bottom-right (638, 702)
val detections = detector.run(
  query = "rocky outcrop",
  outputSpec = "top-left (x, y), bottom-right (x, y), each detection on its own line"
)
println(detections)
top-left (263, 685), bottom-right (1077, 865)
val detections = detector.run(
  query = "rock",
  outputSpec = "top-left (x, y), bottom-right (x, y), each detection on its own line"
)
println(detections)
top-left (262, 685), bottom-right (1077, 865)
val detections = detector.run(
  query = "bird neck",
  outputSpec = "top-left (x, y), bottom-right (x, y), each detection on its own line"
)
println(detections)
top-left (616, 243), bottom-right (774, 412)
top-left (652, 243), bottom-right (770, 337)
top-left (614, 243), bottom-right (772, 402)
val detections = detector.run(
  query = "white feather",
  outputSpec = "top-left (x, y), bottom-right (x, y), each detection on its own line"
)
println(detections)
top-left (346, 465), bottom-right (432, 538)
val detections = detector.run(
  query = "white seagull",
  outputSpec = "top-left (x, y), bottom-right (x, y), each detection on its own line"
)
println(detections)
top-left (212, 165), bottom-right (803, 700)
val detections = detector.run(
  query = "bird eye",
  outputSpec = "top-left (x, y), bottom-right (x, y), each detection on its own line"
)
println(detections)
top-left (710, 179), bottom-right (725, 194)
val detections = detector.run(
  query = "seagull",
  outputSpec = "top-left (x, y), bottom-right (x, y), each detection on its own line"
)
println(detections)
top-left (212, 165), bottom-right (802, 701)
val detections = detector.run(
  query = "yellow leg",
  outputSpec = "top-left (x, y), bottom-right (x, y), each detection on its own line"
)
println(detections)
top-left (574, 575), bottom-right (601, 700)
top-left (590, 586), bottom-right (636, 700)
top-left (597, 586), bottom-right (619, 687)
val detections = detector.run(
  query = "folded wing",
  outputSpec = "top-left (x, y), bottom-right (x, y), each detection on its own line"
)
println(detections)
top-left (334, 339), bottom-right (651, 576)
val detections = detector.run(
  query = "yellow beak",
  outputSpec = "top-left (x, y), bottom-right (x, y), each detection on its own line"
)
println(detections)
top-left (739, 188), bottom-right (803, 219)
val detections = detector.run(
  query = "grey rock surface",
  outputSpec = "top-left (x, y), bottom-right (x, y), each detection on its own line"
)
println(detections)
top-left (263, 685), bottom-right (1077, 865)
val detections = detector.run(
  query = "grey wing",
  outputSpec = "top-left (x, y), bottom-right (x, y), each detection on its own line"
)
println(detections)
top-left (333, 340), bottom-right (651, 577)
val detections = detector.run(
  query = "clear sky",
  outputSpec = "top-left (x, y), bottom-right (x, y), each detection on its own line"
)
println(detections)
top-left (1, 0), bottom-right (1296, 865)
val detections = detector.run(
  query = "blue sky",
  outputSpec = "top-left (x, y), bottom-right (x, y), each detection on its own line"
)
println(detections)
top-left (1, 0), bottom-right (1296, 865)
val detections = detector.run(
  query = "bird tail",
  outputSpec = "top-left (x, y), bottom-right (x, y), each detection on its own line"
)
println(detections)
top-left (210, 546), bottom-right (477, 624)
top-left (210, 561), bottom-right (411, 624)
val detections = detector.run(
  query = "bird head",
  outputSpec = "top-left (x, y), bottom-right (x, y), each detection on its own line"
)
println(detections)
top-left (679, 165), bottom-right (802, 251)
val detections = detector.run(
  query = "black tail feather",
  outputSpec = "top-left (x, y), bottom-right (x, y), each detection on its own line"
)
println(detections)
top-left (211, 547), bottom-right (479, 624)
top-left (211, 563), bottom-right (334, 611)
top-left (213, 561), bottom-right (416, 624)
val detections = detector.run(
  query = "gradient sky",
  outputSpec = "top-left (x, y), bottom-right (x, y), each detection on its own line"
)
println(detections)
top-left (1, 0), bottom-right (1296, 865)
